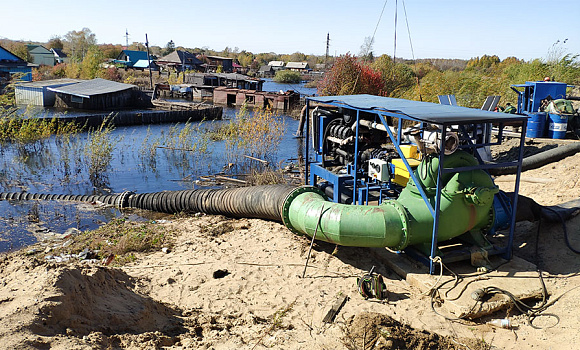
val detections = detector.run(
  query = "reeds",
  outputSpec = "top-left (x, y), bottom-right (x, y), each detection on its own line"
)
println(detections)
top-left (209, 104), bottom-right (285, 165)
top-left (84, 115), bottom-right (117, 186)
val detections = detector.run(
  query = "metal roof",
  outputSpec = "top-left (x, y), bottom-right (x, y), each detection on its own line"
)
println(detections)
top-left (15, 78), bottom-right (82, 88)
top-left (133, 59), bottom-right (155, 68)
top-left (308, 94), bottom-right (528, 124)
top-left (47, 78), bottom-right (136, 98)
top-left (286, 62), bottom-right (309, 69)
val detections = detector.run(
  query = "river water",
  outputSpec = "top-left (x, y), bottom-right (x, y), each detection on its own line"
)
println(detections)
top-left (0, 80), bottom-right (317, 252)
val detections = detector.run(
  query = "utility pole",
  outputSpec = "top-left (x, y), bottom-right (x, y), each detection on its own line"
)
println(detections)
top-left (145, 34), bottom-right (153, 89)
top-left (324, 33), bottom-right (330, 70)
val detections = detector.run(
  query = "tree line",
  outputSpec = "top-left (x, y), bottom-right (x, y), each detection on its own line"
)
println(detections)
top-left (319, 51), bottom-right (580, 108)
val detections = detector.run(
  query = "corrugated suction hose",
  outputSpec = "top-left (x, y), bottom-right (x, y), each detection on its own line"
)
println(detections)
top-left (0, 185), bottom-right (298, 222)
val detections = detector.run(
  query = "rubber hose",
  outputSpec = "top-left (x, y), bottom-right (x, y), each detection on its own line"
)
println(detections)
top-left (0, 185), bottom-right (298, 222)
top-left (489, 142), bottom-right (580, 176)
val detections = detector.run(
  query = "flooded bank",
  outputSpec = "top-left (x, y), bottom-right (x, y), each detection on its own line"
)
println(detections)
top-left (0, 104), bottom-right (304, 253)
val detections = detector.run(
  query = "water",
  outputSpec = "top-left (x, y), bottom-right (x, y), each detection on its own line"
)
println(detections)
top-left (0, 103), bottom-right (306, 252)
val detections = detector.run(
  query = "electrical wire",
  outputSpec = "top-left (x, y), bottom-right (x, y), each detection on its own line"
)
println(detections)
top-left (401, 0), bottom-right (422, 101)
top-left (542, 205), bottom-right (580, 254)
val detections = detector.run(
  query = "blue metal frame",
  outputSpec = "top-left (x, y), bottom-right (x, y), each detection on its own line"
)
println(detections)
top-left (305, 97), bottom-right (527, 274)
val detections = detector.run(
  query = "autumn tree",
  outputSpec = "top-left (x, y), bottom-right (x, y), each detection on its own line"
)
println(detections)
top-left (466, 55), bottom-right (500, 69)
top-left (80, 46), bottom-right (105, 79)
top-left (128, 41), bottom-right (146, 51)
top-left (236, 51), bottom-right (254, 67)
top-left (47, 36), bottom-right (64, 49)
top-left (100, 44), bottom-right (123, 59)
top-left (318, 53), bottom-right (385, 96)
top-left (64, 28), bottom-right (97, 62)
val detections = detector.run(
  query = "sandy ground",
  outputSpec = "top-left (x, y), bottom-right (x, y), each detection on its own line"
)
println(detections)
top-left (2, 139), bottom-right (580, 349)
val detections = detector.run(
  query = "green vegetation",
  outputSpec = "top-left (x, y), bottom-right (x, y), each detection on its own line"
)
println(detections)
top-left (138, 120), bottom-right (212, 173)
top-left (273, 70), bottom-right (302, 83)
top-left (52, 217), bottom-right (173, 265)
top-left (0, 113), bottom-right (79, 145)
top-left (208, 104), bottom-right (285, 164)
top-left (319, 48), bottom-right (580, 108)
top-left (84, 116), bottom-right (117, 184)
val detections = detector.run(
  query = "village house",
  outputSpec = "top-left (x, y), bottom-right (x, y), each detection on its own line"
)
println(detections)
top-left (204, 56), bottom-right (233, 73)
top-left (51, 48), bottom-right (68, 64)
top-left (258, 65), bottom-right (275, 78)
top-left (115, 50), bottom-right (150, 68)
top-left (156, 50), bottom-right (203, 72)
top-left (27, 45), bottom-right (55, 66)
top-left (285, 62), bottom-right (310, 72)
top-left (267, 61), bottom-right (285, 71)
top-left (0, 45), bottom-right (33, 83)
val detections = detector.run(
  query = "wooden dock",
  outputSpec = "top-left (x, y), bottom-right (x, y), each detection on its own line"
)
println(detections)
top-left (53, 107), bottom-right (222, 128)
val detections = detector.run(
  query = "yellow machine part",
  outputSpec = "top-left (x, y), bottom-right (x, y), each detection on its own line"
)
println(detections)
top-left (392, 158), bottom-right (421, 186)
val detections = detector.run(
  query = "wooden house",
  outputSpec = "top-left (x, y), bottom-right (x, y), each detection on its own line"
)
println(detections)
top-left (157, 50), bottom-right (202, 72)
top-left (48, 78), bottom-right (138, 110)
top-left (51, 48), bottom-right (68, 64)
top-left (27, 45), bottom-right (55, 66)
top-left (115, 50), bottom-right (151, 68)
top-left (268, 61), bottom-right (285, 71)
top-left (258, 65), bottom-right (275, 78)
top-left (285, 62), bottom-right (310, 71)
top-left (0, 45), bottom-right (33, 83)
top-left (205, 56), bottom-right (233, 73)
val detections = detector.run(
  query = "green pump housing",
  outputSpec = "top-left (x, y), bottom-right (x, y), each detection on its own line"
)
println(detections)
top-left (282, 151), bottom-right (499, 251)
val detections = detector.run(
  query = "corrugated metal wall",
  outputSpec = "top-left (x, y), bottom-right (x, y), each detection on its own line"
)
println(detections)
top-left (15, 86), bottom-right (45, 106)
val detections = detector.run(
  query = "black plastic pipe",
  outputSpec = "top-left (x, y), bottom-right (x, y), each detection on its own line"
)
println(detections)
top-left (489, 142), bottom-right (580, 176)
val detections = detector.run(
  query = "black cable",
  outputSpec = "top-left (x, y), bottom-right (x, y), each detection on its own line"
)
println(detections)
top-left (542, 205), bottom-right (580, 254)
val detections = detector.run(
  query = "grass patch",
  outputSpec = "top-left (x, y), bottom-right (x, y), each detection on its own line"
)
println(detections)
top-left (0, 111), bottom-right (79, 145)
top-left (55, 217), bottom-right (174, 265)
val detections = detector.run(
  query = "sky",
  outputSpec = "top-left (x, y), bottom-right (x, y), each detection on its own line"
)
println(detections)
top-left (1, 0), bottom-right (579, 61)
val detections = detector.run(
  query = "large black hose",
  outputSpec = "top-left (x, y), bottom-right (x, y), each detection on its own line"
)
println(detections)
top-left (0, 185), bottom-right (298, 222)
top-left (489, 142), bottom-right (580, 176)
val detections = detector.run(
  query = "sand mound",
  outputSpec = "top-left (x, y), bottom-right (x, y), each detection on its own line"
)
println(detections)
top-left (32, 267), bottom-right (184, 336)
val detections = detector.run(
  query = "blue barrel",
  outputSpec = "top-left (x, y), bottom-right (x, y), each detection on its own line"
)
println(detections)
top-left (547, 113), bottom-right (568, 139)
top-left (526, 112), bottom-right (546, 138)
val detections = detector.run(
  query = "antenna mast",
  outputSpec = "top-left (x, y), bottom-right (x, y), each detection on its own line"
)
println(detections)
top-left (324, 33), bottom-right (330, 69)
top-left (125, 29), bottom-right (130, 48)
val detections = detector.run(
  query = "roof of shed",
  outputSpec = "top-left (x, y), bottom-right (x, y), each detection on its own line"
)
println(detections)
top-left (47, 78), bottom-right (136, 98)
top-left (16, 78), bottom-right (82, 88)
top-left (307, 95), bottom-right (528, 124)
top-left (133, 59), bottom-right (156, 68)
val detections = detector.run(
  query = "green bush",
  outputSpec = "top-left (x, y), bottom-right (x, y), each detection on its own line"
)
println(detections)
top-left (274, 70), bottom-right (302, 83)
